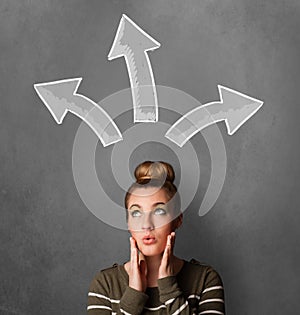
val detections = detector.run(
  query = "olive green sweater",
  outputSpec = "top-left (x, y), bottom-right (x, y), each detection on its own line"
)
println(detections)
top-left (87, 259), bottom-right (225, 315)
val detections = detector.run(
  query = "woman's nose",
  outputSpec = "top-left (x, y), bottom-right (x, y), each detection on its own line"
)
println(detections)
top-left (142, 213), bottom-right (154, 230)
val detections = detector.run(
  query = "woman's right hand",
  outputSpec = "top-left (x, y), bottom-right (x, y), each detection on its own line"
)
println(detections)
top-left (128, 237), bottom-right (147, 292)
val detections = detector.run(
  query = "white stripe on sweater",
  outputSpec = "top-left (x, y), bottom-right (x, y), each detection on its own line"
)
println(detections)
top-left (165, 298), bottom-right (175, 305)
top-left (199, 298), bottom-right (224, 305)
top-left (144, 304), bottom-right (167, 311)
top-left (199, 311), bottom-right (224, 315)
top-left (88, 292), bottom-right (120, 304)
top-left (87, 305), bottom-right (112, 311)
top-left (171, 301), bottom-right (188, 315)
top-left (202, 286), bottom-right (223, 294)
top-left (187, 294), bottom-right (201, 300)
top-left (120, 309), bottom-right (133, 315)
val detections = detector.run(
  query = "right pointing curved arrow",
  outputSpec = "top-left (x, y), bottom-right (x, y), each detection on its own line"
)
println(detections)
top-left (165, 85), bottom-right (264, 147)
top-left (34, 78), bottom-right (123, 147)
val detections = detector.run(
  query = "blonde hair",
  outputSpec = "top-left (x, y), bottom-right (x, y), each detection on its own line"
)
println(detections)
top-left (134, 160), bottom-right (175, 183)
top-left (124, 161), bottom-right (181, 220)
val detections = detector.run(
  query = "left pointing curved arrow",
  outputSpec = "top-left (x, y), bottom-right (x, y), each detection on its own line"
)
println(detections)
top-left (34, 78), bottom-right (123, 147)
top-left (165, 85), bottom-right (264, 147)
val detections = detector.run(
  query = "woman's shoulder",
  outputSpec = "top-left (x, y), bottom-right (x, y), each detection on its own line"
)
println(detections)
top-left (186, 257), bottom-right (215, 269)
top-left (89, 262), bottom-right (125, 290)
top-left (188, 258), bottom-right (220, 270)
top-left (92, 262), bottom-right (122, 279)
top-left (90, 263), bottom-right (126, 292)
top-left (100, 262), bottom-right (120, 272)
top-left (179, 258), bottom-right (224, 294)
top-left (184, 258), bottom-right (224, 284)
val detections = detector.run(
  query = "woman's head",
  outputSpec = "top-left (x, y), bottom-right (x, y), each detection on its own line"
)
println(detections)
top-left (125, 161), bottom-right (182, 256)
top-left (125, 161), bottom-right (181, 222)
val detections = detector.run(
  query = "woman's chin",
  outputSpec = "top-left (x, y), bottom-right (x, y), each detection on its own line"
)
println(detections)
top-left (139, 245), bottom-right (163, 257)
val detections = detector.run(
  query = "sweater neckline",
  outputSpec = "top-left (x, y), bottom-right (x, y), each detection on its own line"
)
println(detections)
top-left (117, 258), bottom-right (188, 289)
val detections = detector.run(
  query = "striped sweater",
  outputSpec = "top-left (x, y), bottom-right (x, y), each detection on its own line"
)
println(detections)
top-left (87, 258), bottom-right (225, 315)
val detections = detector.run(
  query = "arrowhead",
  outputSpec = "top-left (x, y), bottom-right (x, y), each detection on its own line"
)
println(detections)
top-left (218, 85), bottom-right (264, 135)
top-left (108, 14), bottom-right (160, 60)
top-left (34, 78), bottom-right (82, 124)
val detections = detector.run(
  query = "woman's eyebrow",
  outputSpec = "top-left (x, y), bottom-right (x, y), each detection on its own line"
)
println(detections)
top-left (129, 204), bottom-right (141, 209)
top-left (129, 202), bottom-right (166, 210)
top-left (152, 202), bottom-right (166, 207)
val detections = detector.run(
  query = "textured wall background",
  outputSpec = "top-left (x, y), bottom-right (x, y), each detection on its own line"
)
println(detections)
top-left (1, 0), bottom-right (299, 314)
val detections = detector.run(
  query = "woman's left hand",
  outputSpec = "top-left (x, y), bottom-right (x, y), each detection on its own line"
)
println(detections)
top-left (158, 231), bottom-right (176, 279)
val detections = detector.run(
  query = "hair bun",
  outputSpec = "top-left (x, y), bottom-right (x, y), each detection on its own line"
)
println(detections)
top-left (134, 161), bottom-right (175, 183)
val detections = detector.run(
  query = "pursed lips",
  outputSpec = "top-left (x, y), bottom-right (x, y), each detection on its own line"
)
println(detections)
top-left (142, 235), bottom-right (155, 240)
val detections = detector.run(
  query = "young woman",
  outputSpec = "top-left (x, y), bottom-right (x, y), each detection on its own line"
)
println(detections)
top-left (87, 161), bottom-right (225, 314)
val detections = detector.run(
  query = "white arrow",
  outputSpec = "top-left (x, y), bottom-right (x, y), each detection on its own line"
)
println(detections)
top-left (34, 78), bottom-right (123, 147)
top-left (108, 14), bottom-right (160, 122)
top-left (165, 85), bottom-right (264, 147)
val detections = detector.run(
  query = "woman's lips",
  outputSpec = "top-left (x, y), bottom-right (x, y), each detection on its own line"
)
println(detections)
top-left (142, 236), bottom-right (156, 245)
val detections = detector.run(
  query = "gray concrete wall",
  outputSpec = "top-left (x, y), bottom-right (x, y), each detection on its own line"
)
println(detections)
top-left (0, 0), bottom-right (299, 314)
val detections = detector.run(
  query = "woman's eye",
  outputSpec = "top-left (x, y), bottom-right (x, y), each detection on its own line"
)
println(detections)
top-left (154, 208), bottom-right (166, 215)
top-left (131, 210), bottom-right (141, 217)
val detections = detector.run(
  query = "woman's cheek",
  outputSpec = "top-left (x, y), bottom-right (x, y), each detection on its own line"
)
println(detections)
top-left (128, 218), bottom-right (142, 232)
top-left (152, 215), bottom-right (172, 229)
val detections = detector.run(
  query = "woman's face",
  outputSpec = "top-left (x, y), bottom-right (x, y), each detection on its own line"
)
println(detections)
top-left (127, 187), bottom-right (179, 257)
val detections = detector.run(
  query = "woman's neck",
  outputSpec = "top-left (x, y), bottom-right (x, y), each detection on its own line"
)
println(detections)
top-left (139, 252), bottom-right (163, 273)
top-left (124, 254), bottom-right (184, 288)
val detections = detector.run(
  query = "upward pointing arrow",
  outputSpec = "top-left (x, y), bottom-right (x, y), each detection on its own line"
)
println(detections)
top-left (108, 14), bottom-right (160, 122)
top-left (165, 85), bottom-right (264, 147)
top-left (34, 78), bottom-right (123, 147)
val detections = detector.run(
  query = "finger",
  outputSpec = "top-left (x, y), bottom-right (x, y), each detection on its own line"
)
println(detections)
top-left (138, 250), bottom-right (146, 264)
top-left (171, 232), bottom-right (176, 254)
top-left (133, 238), bottom-right (139, 265)
top-left (162, 235), bottom-right (171, 263)
top-left (130, 237), bottom-right (134, 264)
top-left (168, 234), bottom-right (172, 256)
top-left (130, 237), bottom-right (138, 268)
top-left (130, 236), bottom-right (137, 249)
top-left (167, 234), bottom-right (172, 248)
top-left (139, 259), bottom-right (147, 277)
